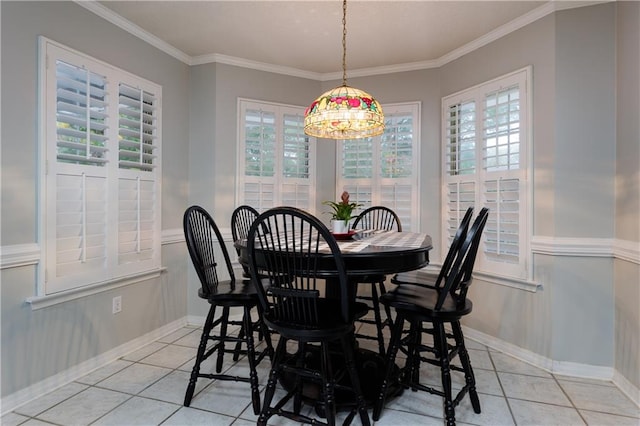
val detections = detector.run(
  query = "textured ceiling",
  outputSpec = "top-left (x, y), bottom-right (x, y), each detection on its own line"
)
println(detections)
top-left (95, 1), bottom-right (582, 75)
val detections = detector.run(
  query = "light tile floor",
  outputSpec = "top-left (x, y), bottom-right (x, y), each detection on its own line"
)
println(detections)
top-left (3, 321), bottom-right (639, 426)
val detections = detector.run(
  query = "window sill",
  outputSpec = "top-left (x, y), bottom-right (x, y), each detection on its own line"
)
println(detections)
top-left (398, 265), bottom-right (542, 293)
top-left (25, 268), bottom-right (166, 310)
top-left (473, 270), bottom-right (542, 292)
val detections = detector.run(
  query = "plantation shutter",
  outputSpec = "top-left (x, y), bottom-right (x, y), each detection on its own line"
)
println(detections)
top-left (242, 107), bottom-right (277, 211)
top-left (379, 110), bottom-right (416, 230)
top-left (42, 38), bottom-right (162, 295)
top-left (337, 103), bottom-right (420, 230)
top-left (443, 101), bottom-right (477, 246)
top-left (46, 49), bottom-right (111, 293)
top-left (281, 112), bottom-right (311, 210)
top-left (481, 84), bottom-right (526, 276)
top-left (441, 68), bottom-right (529, 279)
top-left (117, 83), bottom-right (159, 271)
top-left (238, 100), bottom-right (315, 212)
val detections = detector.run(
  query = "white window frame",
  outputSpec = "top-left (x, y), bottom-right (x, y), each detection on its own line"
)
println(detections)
top-left (38, 37), bottom-right (162, 296)
top-left (236, 98), bottom-right (316, 212)
top-left (336, 102), bottom-right (421, 231)
top-left (441, 67), bottom-right (533, 284)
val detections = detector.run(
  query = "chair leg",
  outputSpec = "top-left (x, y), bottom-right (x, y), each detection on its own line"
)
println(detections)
top-left (403, 320), bottom-right (422, 390)
top-left (369, 283), bottom-right (387, 356)
top-left (260, 319), bottom-right (274, 360)
top-left (216, 306), bottom-right (230, 373)
top-left (184, 304), bottom-right (217, 406)
top-left (377, 281), bottom-right (394, 331)
top-left (243, 306), bottom-right (261, 415)
top-left (434, 321), bottom-right (456, 426)
top-left (373, 311), bottom-right (406, 421)
top-left (452, 321), bottom-right (481, 414)
top-left (293, 342), bottom-right (305, 414)
top-left (233, 321), bottom-right (246, 361)
top-left (258, 337), bottom-right (287, 426)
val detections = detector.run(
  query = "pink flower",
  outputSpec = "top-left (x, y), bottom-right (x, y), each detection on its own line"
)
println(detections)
top-left (340, 191), bottom-right (350, 205)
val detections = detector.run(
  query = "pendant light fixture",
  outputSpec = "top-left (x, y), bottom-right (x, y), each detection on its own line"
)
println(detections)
top-left (303, 0), bottom-right (384, 139)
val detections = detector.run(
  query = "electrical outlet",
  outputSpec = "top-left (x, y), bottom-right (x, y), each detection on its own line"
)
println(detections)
top-left (112, 296), bottom-right (122, 314)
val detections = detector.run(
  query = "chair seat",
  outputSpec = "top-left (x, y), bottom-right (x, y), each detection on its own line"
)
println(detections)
top-left (199, 279), bottom-right (259, 303)
top-left (380, 285), bottom-right (473, 320)
top-left (391, 269), bottom-right (439, 288)
top-left (264, 300), bottom-right (369, 341)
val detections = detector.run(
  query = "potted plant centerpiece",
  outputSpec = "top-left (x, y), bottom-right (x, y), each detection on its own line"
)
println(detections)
top-left (323, 191), bottom-right (362, 234)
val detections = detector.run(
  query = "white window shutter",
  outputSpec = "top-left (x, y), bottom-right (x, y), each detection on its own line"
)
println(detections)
top-left (379, 183), bottom-right (413, 230)
top-left (337, 103), bottom-right (420, 231)
top-left (343, 184), bottom-right (373, 209)
top-left (244, 108), bottom-right (276, 178)
top-left (342, 138), bottom-right (373, 179)
top-left (117, 82), bottom-right (160, 273)
top-left (443, 180), bottom-right (476, 243)
top-left (48, 172), bottom-right (109, 293)
top-left (118, 84), bottom-right (158, 172)
top-left (41, 38), bottom-right (162, 295)
top-left (441, 67), bottom-right (530, 280)
top-left (445, 101), bottom-right (476, 176)
top-left (55, 60), bottom-right (109, 166)
top-left (238, 100), bottom-right (315, 212)
top-left (380, 112), bottom-right (413, 178)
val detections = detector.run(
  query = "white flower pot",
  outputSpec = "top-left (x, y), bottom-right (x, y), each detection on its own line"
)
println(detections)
top-left (331, 219), bottom-right (348, 234)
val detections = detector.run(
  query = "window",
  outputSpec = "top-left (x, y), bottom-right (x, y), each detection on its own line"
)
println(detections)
top-left (40, 38), bottom-right (162, 295)
top-left (237, 99), bottom-right (315, 212)
top-left (336, 103), bottom-right (420, 231)
top-left (442, 67), bottom-right (531, 280)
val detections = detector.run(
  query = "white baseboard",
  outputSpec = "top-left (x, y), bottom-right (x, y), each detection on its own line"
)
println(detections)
top-left (463, 326), bottom-right (640, 407)
top-left (0, 318), bottom-right (187, 416)
top-left (613, 369), bottom-right (640, 407)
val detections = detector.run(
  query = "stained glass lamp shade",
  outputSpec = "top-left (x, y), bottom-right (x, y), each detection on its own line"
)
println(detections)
top-left (304, 85), bottom-right (384, 139)
top-left (303, 0), bottom-right (384, 140)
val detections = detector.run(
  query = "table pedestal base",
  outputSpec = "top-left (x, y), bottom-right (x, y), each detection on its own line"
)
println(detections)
top-left (279, 346), bottom-right (403, 415)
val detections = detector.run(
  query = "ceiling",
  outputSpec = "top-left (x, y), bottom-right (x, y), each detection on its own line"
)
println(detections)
top-left (92, 1), bottom-right (592, 78)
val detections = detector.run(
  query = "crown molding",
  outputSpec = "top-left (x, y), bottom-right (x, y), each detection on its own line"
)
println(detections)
top-left (74, 0), bottom-right (191, 64)
top-left (76, 0), bottom-right (609, 80)
top-left (191, 53), bottom-right (323, 80)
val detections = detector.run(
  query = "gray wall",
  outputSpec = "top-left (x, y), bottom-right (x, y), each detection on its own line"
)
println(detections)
top-left (2, 0), bottom-right (638, 406)
top-left (1, 1), bottom-right (190, 399)
top-left (439, 10), bottom-right (561, 359)
top-left (437, 2), bottom-right (635, 374)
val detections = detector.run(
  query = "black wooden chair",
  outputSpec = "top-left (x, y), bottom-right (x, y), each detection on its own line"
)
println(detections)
top-left (248, 207), bottom-right (371, 426)
top-left (391, 207), bottom-right (474, 289)
top-left (231, 204), bottom-right (260, 278)
top-left (350, 206), bottom-right (401, 356)
top-left (182, 205), bottom-right (273, 414)
top-left (373, 208), bottom-right (489, 426)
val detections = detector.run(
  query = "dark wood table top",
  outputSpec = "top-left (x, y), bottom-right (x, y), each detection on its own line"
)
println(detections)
top-left (236, 230), bottom-right (432, 278)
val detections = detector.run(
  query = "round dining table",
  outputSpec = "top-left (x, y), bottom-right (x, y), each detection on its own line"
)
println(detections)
top-left (234, 230), bottom-right (433, 410)
top-left (236, 229), bottom-right (432, 279)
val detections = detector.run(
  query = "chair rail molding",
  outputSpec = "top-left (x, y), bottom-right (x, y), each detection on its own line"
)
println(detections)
top-left (0, 243), bottom-right (40, 269)
top-left (161, 228), bottom-right (184, 245)
top-left (531, 236), bottom-right (640, 265)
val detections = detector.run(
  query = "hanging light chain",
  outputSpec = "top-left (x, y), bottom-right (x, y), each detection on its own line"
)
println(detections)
top-left (342, 0), bottom-right (347, 87)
